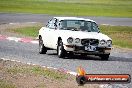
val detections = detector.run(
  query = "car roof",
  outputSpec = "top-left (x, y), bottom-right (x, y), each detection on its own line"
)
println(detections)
top-left (54, 17), bottom-right (96, 22)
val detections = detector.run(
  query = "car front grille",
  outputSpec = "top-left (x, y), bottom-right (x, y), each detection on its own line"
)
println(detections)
top-left (81, 39), bottom-right (99, 46)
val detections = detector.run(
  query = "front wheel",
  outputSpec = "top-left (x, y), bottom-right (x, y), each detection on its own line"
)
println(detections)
top-left (99, 54), bottom-right (109, 60)
top-left (57, 40), bottom-right (66, 58)
top-left (39, 37), bottom-right (47, 54)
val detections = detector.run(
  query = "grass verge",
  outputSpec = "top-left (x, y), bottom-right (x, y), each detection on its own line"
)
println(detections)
top-left (10, 26), bottom-right (41, 37)
top-left (7, 66), bottom-right (67, 80)
top-left (0, 0), bottom-right (132, 17)
top-left (0, 59), bottom-right (99, 88)
top-left (10, 25), bottom-right (132, 48)
top-left (0, 80), bottom-right (16, 88)
top-left (100, 25), bottom-right (132, 48)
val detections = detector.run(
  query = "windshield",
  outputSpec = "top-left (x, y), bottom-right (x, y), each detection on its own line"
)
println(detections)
top-left (59, 20), bottom-right (99, 32)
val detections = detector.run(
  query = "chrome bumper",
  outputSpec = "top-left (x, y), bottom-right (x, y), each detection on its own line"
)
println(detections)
top-left (64, 45), bottom-right (111, 55)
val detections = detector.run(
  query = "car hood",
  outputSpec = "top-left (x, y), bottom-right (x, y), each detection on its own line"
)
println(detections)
top-left (58, 30), bottom-right (111, 40)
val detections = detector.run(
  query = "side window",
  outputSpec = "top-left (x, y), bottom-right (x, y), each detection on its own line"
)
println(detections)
top-left (46, 18), bottom-right (58, 29)
top-left (46, 20), bottom-right (51, 28)
top-left (49, 19), bottom-right (54, 29)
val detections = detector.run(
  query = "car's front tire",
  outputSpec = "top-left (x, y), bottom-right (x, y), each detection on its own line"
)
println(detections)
top-left (57, 40), bottom-right (66, 58)
top-left (99, 54), bottom-right (109, 60)
top-left (39, 37), bottom-right (47, 54)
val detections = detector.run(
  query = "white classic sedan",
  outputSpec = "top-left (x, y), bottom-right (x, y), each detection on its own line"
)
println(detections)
top-left (38, 17), bottom-right (112, 60)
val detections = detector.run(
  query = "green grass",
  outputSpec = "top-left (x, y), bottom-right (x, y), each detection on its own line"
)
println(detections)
top-left (11, 26), bottom-right (41, 37)
top-left (0, 0), bottom-right (132, 17)
top-left (11, 25), bottom-right (132, 48)
top-left (31, 66), bottom-right (67, 80)
top-left (0, 80), bottom-right (16, 88)
top-left (7, 65), bottom-right (67, 80)
top-left (100, 25), bottom-right (132, 48)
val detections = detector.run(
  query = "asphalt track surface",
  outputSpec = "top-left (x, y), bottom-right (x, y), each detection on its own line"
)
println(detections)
top-left (0, 39), bottom-right (132, 87)
top-left (0, 13), bottom-right (132, 26)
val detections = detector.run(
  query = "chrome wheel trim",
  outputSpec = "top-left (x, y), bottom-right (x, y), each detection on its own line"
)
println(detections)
top-left (58, 45), bottom-right (62, 56)
top-left (39, 39), bottom-right (43, 52)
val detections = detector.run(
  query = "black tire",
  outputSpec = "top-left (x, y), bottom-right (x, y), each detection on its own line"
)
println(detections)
top-left (57, 40), bottom-right (66, 58)
top-left (69, 52), bottom-right (74, 56)
top-left (99, 54), bottom-right (109, 60)
top-left (39, 37), bottom-right (47, 54)
top-left (81, 53), bottom-right (88, 57)
top-left (76, 76), bottom-right (87, 85)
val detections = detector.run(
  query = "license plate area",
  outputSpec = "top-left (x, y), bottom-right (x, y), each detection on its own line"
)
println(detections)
top-left (85, 45), bottom-right (96, 51)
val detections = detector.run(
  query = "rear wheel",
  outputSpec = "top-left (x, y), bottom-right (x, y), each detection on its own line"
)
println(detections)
top-left (39, 37), bottom-right (47, 54)
top-left (99, 54), bottom-right (109, 60)
top-left (57, 40), bottom-right (66, 58)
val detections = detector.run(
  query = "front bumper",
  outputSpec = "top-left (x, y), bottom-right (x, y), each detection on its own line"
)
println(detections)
top-left (64, 45), bottom-right (111, 55)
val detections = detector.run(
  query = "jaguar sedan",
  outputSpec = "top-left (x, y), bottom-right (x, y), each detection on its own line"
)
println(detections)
top-left (38, 17), bottom-right (112, 60)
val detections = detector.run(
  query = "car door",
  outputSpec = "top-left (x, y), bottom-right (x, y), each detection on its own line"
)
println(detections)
top-left (44, 18), bottom-right (57, 49)
top-left (41, 20), bottom-right (51, 47)
top-left (49, 18), bottom-right (59, 49)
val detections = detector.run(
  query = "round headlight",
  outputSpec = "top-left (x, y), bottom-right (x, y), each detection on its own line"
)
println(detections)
top-left (107, 40), bottom-right (112, 45)
top-left (67, 37), bottom-right (73, 43)
top-left (100, 40), bottom-right (106, 45)
top-left (75, 38), bottom-right (80, 43)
